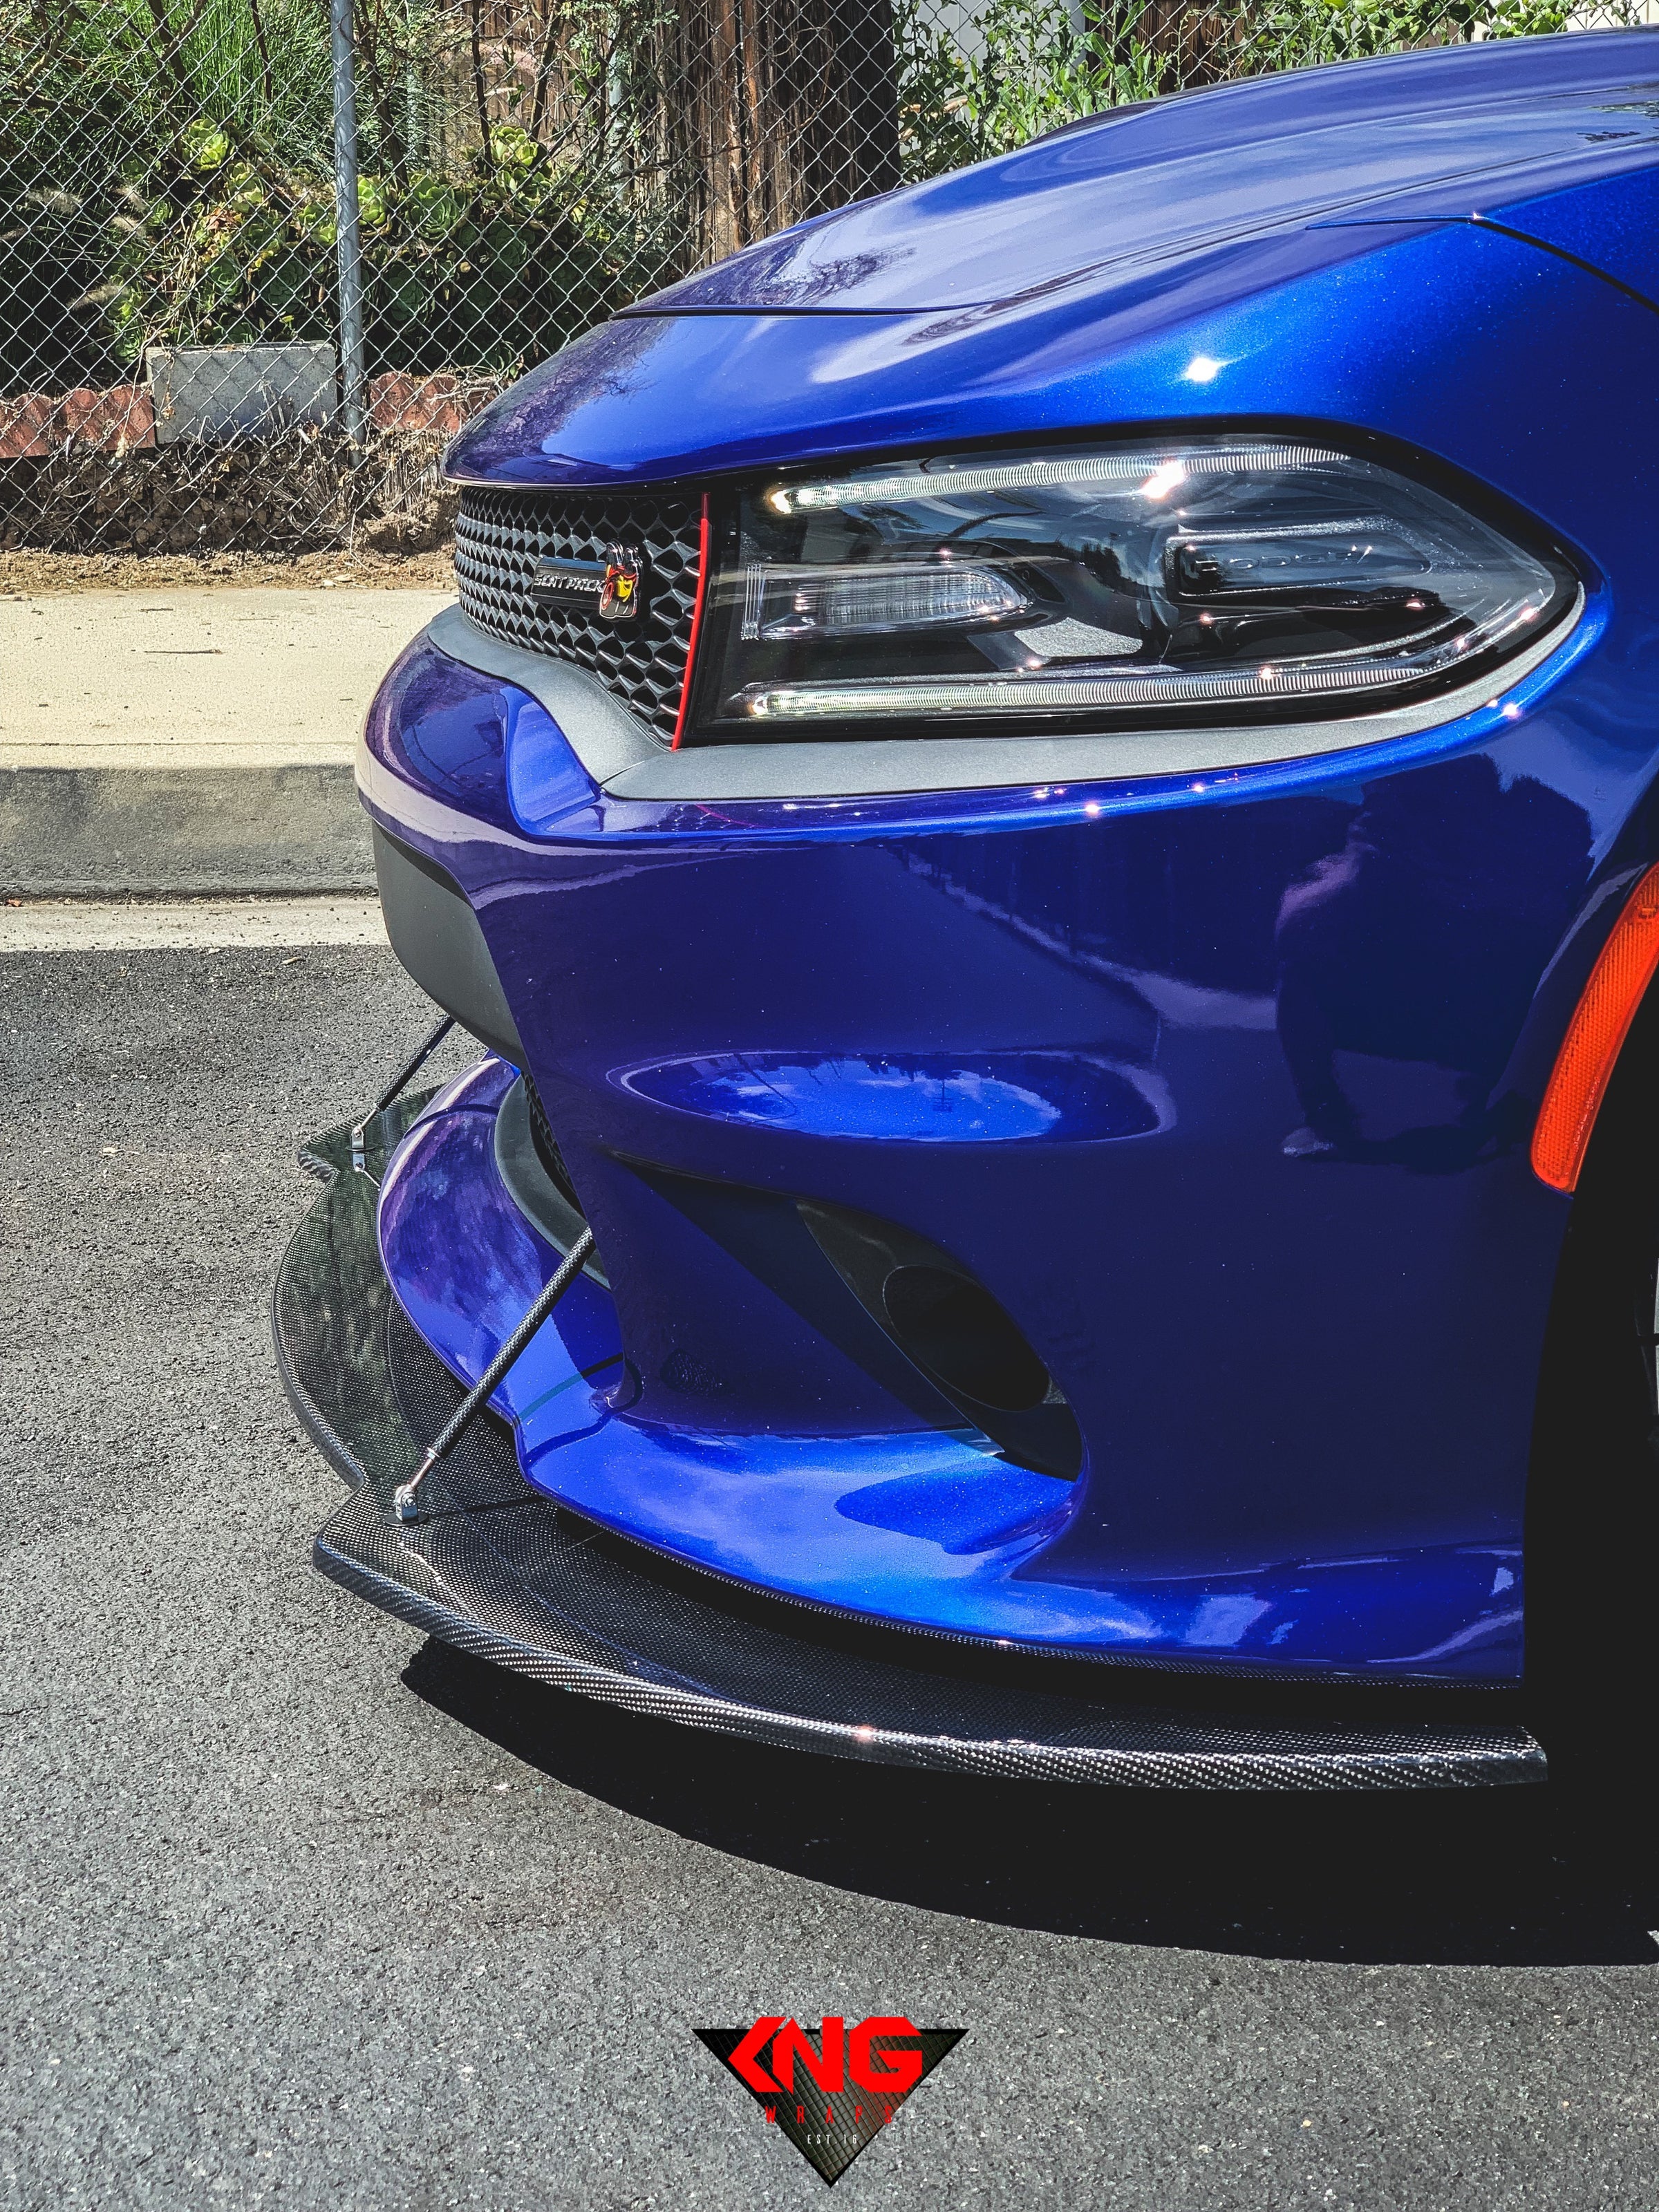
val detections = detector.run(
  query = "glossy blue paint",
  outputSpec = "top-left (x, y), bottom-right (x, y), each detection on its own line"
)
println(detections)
top-left (1477, 167), bottom-right (1659, 308)
top-left (382, 1056), bottom-right (1524, 1676)
top-left (441, 227), bottom-right (1659, 568)
top-left (362, 37), bottom-right (1659, 1681)
top-left (620, 35), bottom-right (1659, 315)
top-left (611, 1050), bottom-right (1168, 1143)
top-left (379, 1055), bottom-right (622, 1400)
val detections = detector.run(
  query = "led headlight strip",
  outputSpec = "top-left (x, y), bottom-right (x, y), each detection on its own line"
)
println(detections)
top-left (735, 592), bottom-right (1555, 722)
top-left (743, 658), bottom-right (1417, 721)
top-left (765, 443), bottom-right (1348, 515)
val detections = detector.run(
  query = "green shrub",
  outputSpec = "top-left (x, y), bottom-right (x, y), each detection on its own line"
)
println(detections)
top-left (105, 131), bottom-right (680, 379)
top-left (0, 0), bottom-right (1641, 403)
top-left (894, 0), bottom-right (1604, 180)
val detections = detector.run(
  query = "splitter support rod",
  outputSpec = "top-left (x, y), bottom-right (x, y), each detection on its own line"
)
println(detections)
top-left (351, 1011), bottom-right (456, 1179)
top-left (393, 1226), bottom-right (596, 1523)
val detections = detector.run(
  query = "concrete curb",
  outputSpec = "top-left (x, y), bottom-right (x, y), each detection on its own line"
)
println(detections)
top-left (0, 763), bottom-right (374, 897)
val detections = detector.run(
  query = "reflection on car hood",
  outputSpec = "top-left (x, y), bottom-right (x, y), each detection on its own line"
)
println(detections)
top-left (629, 32), bottom-right (1659, 315)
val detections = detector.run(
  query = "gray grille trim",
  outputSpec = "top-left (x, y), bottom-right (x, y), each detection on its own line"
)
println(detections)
top-left (427, 590), bottom-right (1585, 807)
top-left (427, 607), bottom-right (666, 780)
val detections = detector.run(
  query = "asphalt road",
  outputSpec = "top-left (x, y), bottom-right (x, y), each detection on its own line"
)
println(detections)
top-left (5, 942), bottom-right (1659, 2211)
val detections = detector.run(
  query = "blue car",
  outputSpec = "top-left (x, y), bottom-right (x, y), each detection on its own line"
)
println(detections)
top-left (276, 30), bottom-right (1659, 1790)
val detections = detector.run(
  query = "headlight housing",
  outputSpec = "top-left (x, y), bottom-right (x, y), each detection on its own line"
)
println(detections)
top-left (678, 435), bottom-right (1577, 746)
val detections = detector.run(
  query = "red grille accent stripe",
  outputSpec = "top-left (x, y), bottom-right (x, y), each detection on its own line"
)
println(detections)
top-left (672, 496), bottom-right (712, 751)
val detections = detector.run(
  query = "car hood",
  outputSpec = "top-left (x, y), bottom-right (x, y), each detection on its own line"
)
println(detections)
top-left (629, 32), bottom-right (1659, 315)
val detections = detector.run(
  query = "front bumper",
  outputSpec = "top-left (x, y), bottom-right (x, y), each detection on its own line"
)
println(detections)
top-left (350, 606), bottom-right (1613, 1683)
top-left (276, 1103), bottom-right (1545, 1789)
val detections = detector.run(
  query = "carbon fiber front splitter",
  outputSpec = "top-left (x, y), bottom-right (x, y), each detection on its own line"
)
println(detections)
top-left (275, 1112), bottom-right (1548, 1791)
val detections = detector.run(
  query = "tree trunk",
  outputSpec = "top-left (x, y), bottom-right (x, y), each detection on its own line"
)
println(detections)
top-left (671, 0), bottom-right (901, 266)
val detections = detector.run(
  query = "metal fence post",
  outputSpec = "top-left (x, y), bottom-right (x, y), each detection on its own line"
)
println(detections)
top-left (1, 0), bottom-right (1630, 558)
top-left (330, 0), bottom-right (368, 447)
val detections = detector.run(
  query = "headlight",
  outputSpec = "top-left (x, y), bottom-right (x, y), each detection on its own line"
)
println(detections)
top-left (679, 435), bottom-right (1576, 745)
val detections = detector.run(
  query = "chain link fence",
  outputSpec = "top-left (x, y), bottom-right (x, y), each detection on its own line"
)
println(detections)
top-left (0, 0), bottom-right (1643, 555)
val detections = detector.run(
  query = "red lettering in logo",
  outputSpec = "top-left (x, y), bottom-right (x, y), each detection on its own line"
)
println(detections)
top-left (849, 2017), bottom-right (925, 2096)
top-left (727, 2016), bottom-right (785, 2094)
top-left (772, 2016), bottom-right (845, 2094)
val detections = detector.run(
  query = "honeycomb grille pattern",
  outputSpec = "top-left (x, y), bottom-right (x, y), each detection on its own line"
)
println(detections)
top-left (455, 486), bottom-right (702, 740)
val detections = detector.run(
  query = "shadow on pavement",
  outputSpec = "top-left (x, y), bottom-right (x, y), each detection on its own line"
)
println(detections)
top-left (402, 1638), bottom-right (1659, 1969)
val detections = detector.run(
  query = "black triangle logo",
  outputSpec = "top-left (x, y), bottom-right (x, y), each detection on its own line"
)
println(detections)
top-left (697, 2018), bottom-right (966, 2186)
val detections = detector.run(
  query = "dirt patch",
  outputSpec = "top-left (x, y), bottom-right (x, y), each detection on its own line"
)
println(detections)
top-left (0, 545), bottom-right (455, 594)
top-left (0, 425), bottom-right (462, 561)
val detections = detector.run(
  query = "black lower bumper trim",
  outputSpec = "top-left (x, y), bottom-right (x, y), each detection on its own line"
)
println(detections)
top-left (372, 824), bottom-right (525, 1065)
top-left (275, 1113), bottom-right (1547, 1791)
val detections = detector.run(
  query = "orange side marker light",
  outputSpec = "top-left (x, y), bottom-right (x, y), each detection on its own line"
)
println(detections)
top-left (1533, 861), bottom-right (1659, 1192)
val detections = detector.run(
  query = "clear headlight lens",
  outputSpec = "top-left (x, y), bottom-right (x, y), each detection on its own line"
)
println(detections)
top-left (682, 435), bottom-right (1576, 744)
top-left (742, 560), bottom-right (1033, 641)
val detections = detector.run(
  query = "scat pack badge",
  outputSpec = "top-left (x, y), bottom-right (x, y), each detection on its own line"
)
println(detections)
top-left (697, 2015), bottom-right (965, 2185)
top-left (598, 542), bottom-right (646, 622)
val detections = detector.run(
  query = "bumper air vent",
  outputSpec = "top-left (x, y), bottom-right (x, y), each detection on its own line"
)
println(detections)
top-left (798, 1199), bottom-right (1084, 1481)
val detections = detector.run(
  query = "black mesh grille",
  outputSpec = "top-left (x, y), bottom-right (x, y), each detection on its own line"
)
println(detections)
top-left (455, 485), bottom-right (702, 741)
